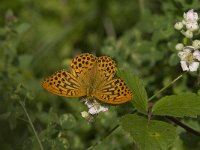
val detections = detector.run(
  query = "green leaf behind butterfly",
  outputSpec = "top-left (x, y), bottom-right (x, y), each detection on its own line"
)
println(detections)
top-left (118, 70), bottom-right (148, 113)
top-left (119, 114), bottom-right (177, 150)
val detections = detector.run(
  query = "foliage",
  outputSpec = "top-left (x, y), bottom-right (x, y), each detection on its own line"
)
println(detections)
top-left (118, 70), bottom-right (148, 113)
top-left (119, 114), bottom-right (177, 150)
top-left (0, 0), bottom-right (200, 150)
top-left (152, 93), bottom-right (200, 118)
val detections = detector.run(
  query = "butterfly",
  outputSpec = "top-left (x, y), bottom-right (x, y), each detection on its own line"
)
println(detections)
top-left (42, 53), bottom-right (133, 104)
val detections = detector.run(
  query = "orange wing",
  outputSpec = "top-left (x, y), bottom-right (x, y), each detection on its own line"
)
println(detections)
top-left (42, 69), bottom-right (86, 97)
top-left (97, 56), bottom-right (116, 81)
top-left (94, 78), bottom-right (133, 104)
top-left (70, 53), bottom-right (97, 77)
top-left (42, 53), bottom-right (133, 104)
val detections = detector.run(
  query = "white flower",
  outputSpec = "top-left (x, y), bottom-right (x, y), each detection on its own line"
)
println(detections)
top-left (82, 98), bottom-right (109, 115)
top-left (178, 46), bottom-right (200, 72)
top-left (184, 9), bottom-right (198, 23)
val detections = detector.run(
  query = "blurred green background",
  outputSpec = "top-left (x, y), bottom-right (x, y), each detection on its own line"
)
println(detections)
top-left (0, 0), bottom-right (200, 149)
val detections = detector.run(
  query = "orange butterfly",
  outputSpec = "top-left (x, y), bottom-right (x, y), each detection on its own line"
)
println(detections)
top-left (42, 53), bottom-right (133, 104)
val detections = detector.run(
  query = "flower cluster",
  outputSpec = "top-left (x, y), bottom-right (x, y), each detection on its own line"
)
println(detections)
top-left (81, 98), bottom-right (108, 122)
top-left (175, 9), bottom-right (200, 72)
top-left (174, 9), bottom-right (199, 38)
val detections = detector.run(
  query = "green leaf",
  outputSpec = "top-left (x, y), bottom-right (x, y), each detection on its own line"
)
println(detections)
top-left (16, 23), bottom-right (31, 34)
top-left (118, 70), bottom-right (148, 113)
top-left (0, 112), bottom-right (11, 120)
top-left (18, 54), bottom-right (33, 69)
top-left (119, 114), bottom-right (176, 150)
top-left (59, 114), bottom-right (76, 130)
top-left (169, 53), bottom-right (179, 66)
top-left (152, 93), bottom-right (200, 118)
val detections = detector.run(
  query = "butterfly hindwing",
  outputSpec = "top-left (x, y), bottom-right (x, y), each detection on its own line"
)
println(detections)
top-left (42, 69), bottom-right (86, 97)
top-left (94, 78), bottom-right (133, 104)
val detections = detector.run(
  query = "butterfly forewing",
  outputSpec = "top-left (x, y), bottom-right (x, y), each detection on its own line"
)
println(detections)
top-left (42, 69), bottom-right (86, 97)
top-left (97, 56), bottom-right (116, 81)
top-left (70, 53), bottom-right (97, 77)
top-left (94, 78), bottom-right (133, 104)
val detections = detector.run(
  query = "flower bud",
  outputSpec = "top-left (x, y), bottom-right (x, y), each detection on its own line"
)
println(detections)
top-left (192, 40), bottom-right (200, 49)
top-left (81, 111), bottom-right (95, 122)
top-left (174, 22), bottom-right (184, 30)
top-left (184, 30), bottom-right (193, 38)
top-left (186, 22), bottom-right (199, 31)
top-left (175, 43), bottom-right (184, 51)
top-left (81, 111), bottom-right (89, 118)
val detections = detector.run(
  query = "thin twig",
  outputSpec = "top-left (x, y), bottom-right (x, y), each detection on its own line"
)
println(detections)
top-left (165, 116), bottom-right (200, 136)
top-left (17, 117), bottom-right (29, 123)
top-left (148, 74), bottom-right (183, 101)
top-left (18, 100), bottom-right (44, 150)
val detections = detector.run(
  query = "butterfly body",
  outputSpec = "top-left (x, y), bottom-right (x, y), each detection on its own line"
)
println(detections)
top-left (42, 53), bottom-right (133, 104)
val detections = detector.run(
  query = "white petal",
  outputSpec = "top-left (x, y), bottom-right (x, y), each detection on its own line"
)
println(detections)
top-left (189, 62), bottom-right (199, 71)
top-left (183, 47), bottom-right (193, 54)
top-left (193, 50), bottom-right (200, 61)
top-left (99, 106), bottom-right (108, 112)
top-left (184, 9), bottom-right (198, 23)
top-left (83, 98), bottom-right (109, 115)
top-left (178, 50), bottom-right (189, 60)
top-left (88, 105), bottom-right (108, 115)
top-left (180, 61), bottom-right (189, 71)
top-left (84, 101), bottom-right (93, 108)
top-left (178, 51), bottom-right (185, 59)
top-left (89, 107), bottom-right (98, 115)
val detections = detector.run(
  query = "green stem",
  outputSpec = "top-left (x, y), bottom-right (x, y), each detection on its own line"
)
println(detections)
top-left (18, 101), bottom-right (44, 150)
top-left (148, 74), bottom-right (183, 101)
top-left (165, 116), bottom-right (200, 137)
top-left (17, 117), bottom-right (29, 123)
